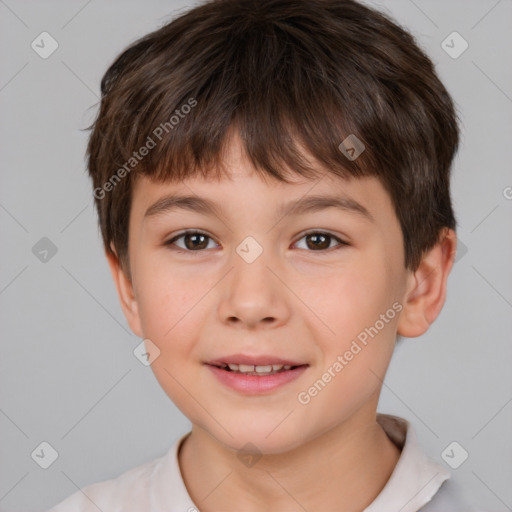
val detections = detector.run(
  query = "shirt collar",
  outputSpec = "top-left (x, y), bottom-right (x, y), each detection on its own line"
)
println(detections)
top-left (364, 413), bottom-right (451, 512)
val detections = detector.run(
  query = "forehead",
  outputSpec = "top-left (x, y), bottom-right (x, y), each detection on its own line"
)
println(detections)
top-left (132, 168), bottom-right (396, 231)
top-left (131, 130), bottom-right (395, 222)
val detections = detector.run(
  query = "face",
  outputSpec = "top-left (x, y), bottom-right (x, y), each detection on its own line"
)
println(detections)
top-left (114, 133), bottom-right (415, 454)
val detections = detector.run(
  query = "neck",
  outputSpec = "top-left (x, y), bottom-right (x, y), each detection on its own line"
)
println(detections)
top-left (178, 405), bottom-right (401, 511)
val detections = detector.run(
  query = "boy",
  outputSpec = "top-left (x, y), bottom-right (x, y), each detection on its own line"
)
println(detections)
top-left (49, 0), bottom-right (475, 510)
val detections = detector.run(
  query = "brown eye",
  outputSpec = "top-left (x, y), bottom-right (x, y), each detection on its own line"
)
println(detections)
top-left (306, 233), bottom-right (330, 250)
top-left (183, 233), bottom-right (209, 250)
top-left (166, 230), bottom-right (347, 256)
top-left (294, 231), bottom-right (347, 252)
top-left (167, 231), bottom-right (217, 252)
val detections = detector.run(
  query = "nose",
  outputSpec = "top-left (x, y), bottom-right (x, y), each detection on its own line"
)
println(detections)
top-left (217, 251), bottom-right (291, 330)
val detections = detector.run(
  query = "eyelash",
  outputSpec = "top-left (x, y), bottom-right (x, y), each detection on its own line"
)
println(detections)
top-left (165, 230), bottom-right (348, 256)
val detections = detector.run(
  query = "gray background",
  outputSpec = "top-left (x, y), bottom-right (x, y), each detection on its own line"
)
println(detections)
top-left (1, 0), bottom-right (511, 510)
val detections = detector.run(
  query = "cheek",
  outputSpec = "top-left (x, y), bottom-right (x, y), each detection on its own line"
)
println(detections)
top-left (135, 263), bottom-right (202, 344)
top-left (134, 267), bottom-right (206, 411)
top-left (298, 255), bottom-right (400, 394)
top-left (299, 257), bottom-right (393, 339)
top-left (295, 264), bottom-right (398, 424)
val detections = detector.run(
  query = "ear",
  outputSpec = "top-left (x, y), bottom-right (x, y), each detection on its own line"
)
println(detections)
top-left (105, 244), bottom-right (143, 338)
top-left (397, 228), bottom-right (457, 338)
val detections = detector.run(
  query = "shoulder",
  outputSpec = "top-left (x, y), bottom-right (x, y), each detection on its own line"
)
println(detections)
top-left (47, 455), bottom-right (164, 512)
top-left (420, 478), bottom-right (480, 512)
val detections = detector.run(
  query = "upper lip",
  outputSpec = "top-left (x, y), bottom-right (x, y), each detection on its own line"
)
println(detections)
top-left (206, 354), bottom-right (308, 367)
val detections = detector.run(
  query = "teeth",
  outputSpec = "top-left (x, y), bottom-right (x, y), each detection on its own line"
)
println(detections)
top-left (221, 363), bottom-right (296, 375)
top-left (255, 365), bottom-right (272, 373)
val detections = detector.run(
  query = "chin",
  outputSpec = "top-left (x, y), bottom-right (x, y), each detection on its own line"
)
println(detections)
top-left (209, 421), bottom-right (309, 456)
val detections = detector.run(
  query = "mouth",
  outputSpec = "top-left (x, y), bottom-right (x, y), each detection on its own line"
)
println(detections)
top-left (204, 355), bottom-right (309, 394)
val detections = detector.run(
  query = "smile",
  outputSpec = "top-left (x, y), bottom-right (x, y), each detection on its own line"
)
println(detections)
top-left (213, 362), bottom-right (299, 375)
top-left (205, 363), bottom-right (309, 394)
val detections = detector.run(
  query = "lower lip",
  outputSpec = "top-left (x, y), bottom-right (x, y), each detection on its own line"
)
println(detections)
top-left (206, 364), bottom-right (308, 394)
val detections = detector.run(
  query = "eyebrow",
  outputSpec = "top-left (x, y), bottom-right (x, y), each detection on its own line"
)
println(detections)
top-left (144, 193), bottom-right (374, 222)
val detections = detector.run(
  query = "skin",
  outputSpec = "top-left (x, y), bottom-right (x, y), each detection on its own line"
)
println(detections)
top-left (107, 131), bottom-right (457, 511)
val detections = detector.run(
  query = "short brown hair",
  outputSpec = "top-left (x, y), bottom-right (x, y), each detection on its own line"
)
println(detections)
top-left (86, 0), bottom-right (459, 274)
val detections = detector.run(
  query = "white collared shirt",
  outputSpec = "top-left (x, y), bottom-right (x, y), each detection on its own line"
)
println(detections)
top-left (48, 413), bottom-right (475, 511)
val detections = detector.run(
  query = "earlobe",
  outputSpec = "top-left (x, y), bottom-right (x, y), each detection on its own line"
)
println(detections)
top-left (105, 244), bottom-right (143, 338)
top-left (397, 228), bottom-right (457, 338)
